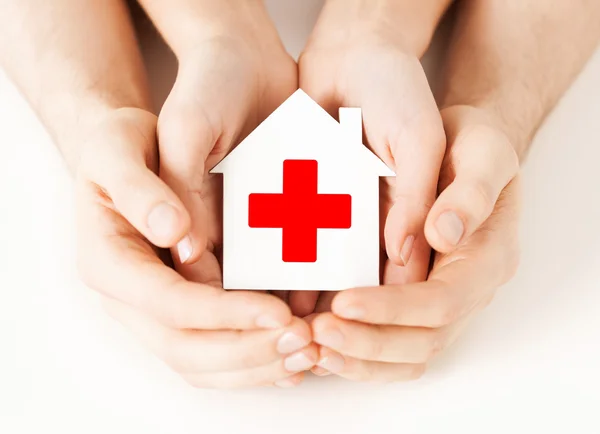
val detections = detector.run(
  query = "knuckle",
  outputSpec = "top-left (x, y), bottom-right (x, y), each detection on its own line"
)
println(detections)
top-left (160, 333), bottom-right (190, 373)
top-left (158, 101), bottom-right (217, 152)
top-left (237, 337), bottom-right (269, 369)
top-left (409, 364), bottom-right (427, 380)
top-left (209, 291), bottom-right (240, 330)
top-left (462, 180), bottom-right (496, 224)
top-left (367, 333), bottom-right (386, 361)
top-left (428, 290), bottom-right (461, 328)
top-left (392, 191), bottom-right (435, 215)
top-left (238, 352), bottom-right (263, 371)
top-left (152, 284), bottom-right (190, 330)
top-left (422, 328), bottom-right (448, 361)
top-left (357, 361), bottom-right (380, 382)
top-left (491, 129), bottom-right (520, 176)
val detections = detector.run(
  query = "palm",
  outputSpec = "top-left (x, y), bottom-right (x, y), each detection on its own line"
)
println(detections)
top-left (76, 108), bottom-right (185, 302)
top-left (157, 39), bottom-right (298, 284)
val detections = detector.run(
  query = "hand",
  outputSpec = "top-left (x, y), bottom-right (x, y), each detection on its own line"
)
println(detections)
top-left (76, 108), bottom-right (317, 389)
top-left (156, 12), bottom-right (298, 275)
top-left (310, 106), bottom-right (521, 381)
top-left (290, 3), bottom-right (447, 316)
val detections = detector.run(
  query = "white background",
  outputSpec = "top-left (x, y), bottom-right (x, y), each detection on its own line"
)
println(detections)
top-left (1, 1), bottom-right (600, 433)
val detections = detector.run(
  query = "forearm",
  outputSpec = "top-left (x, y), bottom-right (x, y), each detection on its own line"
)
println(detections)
top-left (309, 0), bottom-right (454, 57)
top-left (441, 0), bottom-right (600, 159)
top-left (137, 0), bottom-right (282, 58)
top-left (0, 0), bottom-right (151, 171)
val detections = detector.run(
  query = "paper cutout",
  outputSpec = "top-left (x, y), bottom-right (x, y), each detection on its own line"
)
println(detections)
top-left (211, 89), bottom-right (395, 291)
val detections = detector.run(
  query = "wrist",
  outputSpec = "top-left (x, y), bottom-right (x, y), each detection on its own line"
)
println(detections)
top-left (43, 93), bottom-right (152, 174)
top-left (149, 0), bottom-right (284, 59)
top-left (311, 0), bottom-right (450, 57)
top-left (441, 103), bottom-right (528, 162)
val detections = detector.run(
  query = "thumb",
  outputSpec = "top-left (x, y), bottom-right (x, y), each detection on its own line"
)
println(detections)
top-left (425, 106), bottom-right (519, 253)
top-left (80, 108), bottom-right (191, 251)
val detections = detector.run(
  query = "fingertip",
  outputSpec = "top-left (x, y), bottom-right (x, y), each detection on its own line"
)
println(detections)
top-left (383, 204), bottom-right (404, 265)
top-left (288, 291), bottom-right (320, 317)
top-left (330, 290), bottom-right (364, 320)
top-left (383, 203), bottom-right (419, 267)
top-left (309, 312), bottom-right (338, 335)
top-left (170, 196), bottom-right (210, 268)
top-left (173, 230), bottom-right (208, 266)
top-left (175, 235), bottom-right (194, 264)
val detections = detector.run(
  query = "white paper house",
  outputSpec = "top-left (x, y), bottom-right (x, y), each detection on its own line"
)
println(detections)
top-left (211, 89), bottom-right (395, 291)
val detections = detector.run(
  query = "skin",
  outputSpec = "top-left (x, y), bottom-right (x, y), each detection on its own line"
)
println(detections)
top-left (1, 0), bottom-right (599, 387)
top-left (309, 0), bottom-right (600, 381)
top-left (0, 0), bottom-right (316, 389)
top-left (284, 0), bottom-right (454, 314)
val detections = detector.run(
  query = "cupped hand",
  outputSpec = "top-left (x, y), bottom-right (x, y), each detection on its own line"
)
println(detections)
top-left (156, 20), bottom-right (298, 280)
top-left (76, 108), bottom-right (317, 389)
top-left (290, 7), bottom-right (447, 316)
top-left (310, 105), bottom-right (521, 381)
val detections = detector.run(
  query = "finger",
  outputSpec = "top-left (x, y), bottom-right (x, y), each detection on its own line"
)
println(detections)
top-left (174, 245), bottom-right (222, 287)
top-left (331, 190), bottom-right (518, 329)
top-left (181, 345), bottom-right (318, 389)
top-left (77, 181), bottom-right (292, 330)
top-left (157, 100), bottom-right (213, 265)
top-left (372, 73), bottom-right (445, 279)
top-left (312, 313), bottom-right (454, 363)
top-left (80, 108), bottom-right (191, 249)
top-left (381, 119), bottom-right (444, 285)
top-left (288, 291), bottom-right (321, 317)
top-left (315, 347), bottom-right (425, 383)
top-left (273, 372), bottom-right (306, 388)
top-left (103, 297), bottom-right (312, 372)
top-left (425, 107), bottom-right (519, 252)
top-left (331, 266), bottom-right (489, 329)
top-left (331, 280), bottom-right (465, 329)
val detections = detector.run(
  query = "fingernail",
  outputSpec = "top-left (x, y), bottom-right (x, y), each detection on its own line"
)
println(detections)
top-left (284, 352), bottom-right (315, 372)
top-left (177, 235), bottom-right (193, 263)
top-left (311, 366), bottom-right (332, 377)
top-left (316, 328), bottom-right (344, 348)
top-left (277, 332), bottom-right (309, 354)
top-left (317, 352), bottom-right (345, 374)
top-left (338, 305), bottom-right (365, 320)
top-left (256, 314), bottom-right (285, 330)
top-left (147, 202), bottom-right (180, 240)
top-left (435, 211), bottom-right (464, 246)
top-left (274, 378), bottom-right (298, 388)
top-left (399, 235), bottom-right (415, 266)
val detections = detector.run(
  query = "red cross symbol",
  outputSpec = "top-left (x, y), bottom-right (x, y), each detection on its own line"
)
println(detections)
top-left (248, 159), bottom-right (352, 262)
